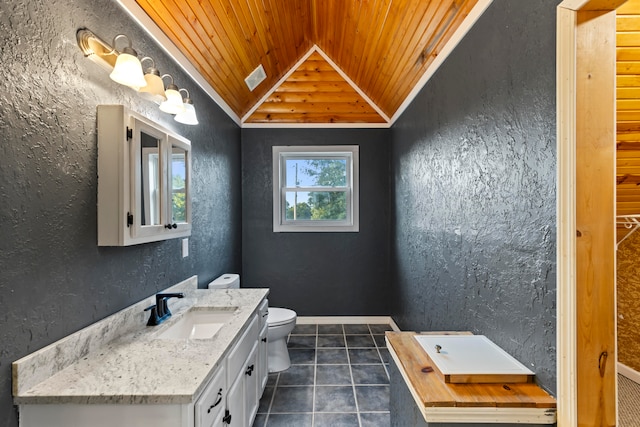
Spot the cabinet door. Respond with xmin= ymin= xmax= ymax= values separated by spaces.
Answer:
xmin=225 ymin=374 xmax=244 ymax=426
xmin=130 ymin=116 xmax=167 ymax=240
xmin=258 ymin=324 xmax=268 ymax=395
xmin=244 ymin=342 xmax=259 ymax=426
xmin=195 ymin=365 xmax=226 ymax=427
xmin=167 ymin=135 xmax=192 ymax=234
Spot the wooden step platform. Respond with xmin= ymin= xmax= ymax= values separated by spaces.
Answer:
xmin=386 ymin=331 xmax=557 ymax=424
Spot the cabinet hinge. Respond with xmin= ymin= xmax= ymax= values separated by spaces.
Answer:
xmin=126 ymin=127 xmax=133 ymax=140
xmin=127 ymin=212 xmax=133 ymax=227
xmin=222 ymin=409 xmax=232 ymax=424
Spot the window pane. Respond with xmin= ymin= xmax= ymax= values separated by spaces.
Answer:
xmin=285 ymin=191 xmax=347 ymax=221
xmin=285 ymin=158 xmax=347 ymax=187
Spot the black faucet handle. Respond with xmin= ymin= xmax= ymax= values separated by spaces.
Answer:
xmin=144 ymin=305 xmax=160 ymax=326
xmin=155 ymin=292 xmax=185 ymax=318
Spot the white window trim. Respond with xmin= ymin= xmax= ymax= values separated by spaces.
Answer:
xmin=273 ymin=145 xmax=359 ymax=232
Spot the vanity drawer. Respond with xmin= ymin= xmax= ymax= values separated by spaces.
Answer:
xmin=258 ymin=299 xmax=269 ymax=329
xmin=227 ymin=314 xmax=259 ymax=384
xmin=195 ymin=364 xmax=225 ymax=427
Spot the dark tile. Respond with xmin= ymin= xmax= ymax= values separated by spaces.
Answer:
xmin=348 ymin=348 xmax=382 ymax=364
xmin=343 ymin=324 xmax=370 ymax=334
xmin=267 ymin=373 xmax=279 ymax=386
xmin=287 ymin=335 xmax=316 ymax=349
xmin=265 ymin=413 xmax=313 ymax=427
xmin=317 ymin=334 xmax=346 ymax=348
xmin=270 ymin=386 xmax=314 ymax=413
xmin=355 ymin=386 xmax=390 ymax=412
xmin=317 ymin=348 xmax=349 ymax=364
xmin=314 ymin=386 xmax=357 ymax=412
xmin=351 ymin=364 xmax=389 ymax=385
xmin=257 ymin=386 xmax=274 ymax=413
xmin=318 ymin=324 xmax=343 ymax=334
xmin=251 ymin=413 xmax=267 ymax=427
xmin=314 ymin=413 xmax=360 ymax=427
xmin=291 ymin=324 xmax=317 ymax=335
xmin=315 ymin=364 xmax=352 ymax=385
xmin=378 ymin=348 xmax=390 ymax=363
xmin=278 ymin=365 xmax=315 ymax=386
xmin=360 ymin=412 xmax=391 ymax=427
xmin=346 ymin=335 xmax=375 ymax=348
xmin=373 ymin=335 xmax=387 ymax=348
xmin=368 ymin=324 xmax=392 ymax=334
xmin=289 ymin=348 xmax=316 ymax=365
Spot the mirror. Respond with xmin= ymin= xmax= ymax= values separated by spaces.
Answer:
xmin=140 ymin=131 xmax=162 ymax=226
xmin=169 ymin=144 xmax=187 ymax=224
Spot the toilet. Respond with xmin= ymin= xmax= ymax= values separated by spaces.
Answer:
xmin=208 ymin=274 xmax=297 ymax=373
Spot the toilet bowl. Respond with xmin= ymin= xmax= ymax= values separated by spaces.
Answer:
xmin=208 ymin=274 xmax=297 ymax=373
xmin=267 ymin=307 xmax=297 ymax=372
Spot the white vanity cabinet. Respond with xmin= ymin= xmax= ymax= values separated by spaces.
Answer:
xmin=96 ymin=105 xmax=192 ymax=246
xmin=16 ymin=294 xmax=270 ymax=427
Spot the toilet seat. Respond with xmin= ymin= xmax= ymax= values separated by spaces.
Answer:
xmin=267 ymin=307 xmax=296 ymax=327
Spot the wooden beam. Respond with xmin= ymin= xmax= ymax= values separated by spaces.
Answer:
xmin=575 ymin=8 xmax=617 ymax=426
xmin=560 ymin=0 xmax=627 ymax=11
xmin=557 ymin=1 xmax=622 ymax=425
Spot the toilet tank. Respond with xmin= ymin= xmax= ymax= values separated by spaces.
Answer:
xmin=208 ymin=273 xmax=240 ymax=289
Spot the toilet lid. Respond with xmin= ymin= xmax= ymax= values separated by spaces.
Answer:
xmin=268 ymin=307 xmax=296 ymax=326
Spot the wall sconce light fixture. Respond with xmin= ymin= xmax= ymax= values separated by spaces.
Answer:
xmin=77 ymin=28 xmax=198 ymax=125
xmin=108 ymin=34 xmax=147 ymax=88
xmin=175 ymin=89 xmax=199 ymax=125
xmin=137 ymin=57 xmax=167 ymax=104
xmin=159 ymin=74 xmax=186 ymax=115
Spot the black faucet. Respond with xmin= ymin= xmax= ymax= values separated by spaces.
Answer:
xmin=144 ymin=292 xmax=185 ymax=326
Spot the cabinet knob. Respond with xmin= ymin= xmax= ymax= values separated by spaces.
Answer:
xmin=245 ymin=364 xmax=254 ymax=376
xmin=164 ymin=223 xmax=178 ymax=229
xmin=261 ymin=338 xmax=267 ymax=343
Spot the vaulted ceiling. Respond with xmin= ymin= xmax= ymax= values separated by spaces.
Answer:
xmin=130 ymin=0 xmax=486 ymax=126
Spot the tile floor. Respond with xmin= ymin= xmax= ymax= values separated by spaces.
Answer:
xmin=252 ymin=323 xmax=393 ymax=427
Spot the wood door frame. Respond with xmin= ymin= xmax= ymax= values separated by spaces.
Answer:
xmin=557 ymin=0 xmax=624 ymax=425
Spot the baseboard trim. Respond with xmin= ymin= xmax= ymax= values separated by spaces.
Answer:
xmin=618 ymin=362 xmax=640 ymax=385
xmin=297 ymin=316 xmax=400 ymax=331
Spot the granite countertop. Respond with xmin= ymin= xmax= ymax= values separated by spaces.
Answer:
xmin=13 ymin=279 xmax=268 ymax=406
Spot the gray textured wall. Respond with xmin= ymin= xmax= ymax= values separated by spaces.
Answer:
xmin=0 ymin=1 xmax=241 ymax=425
xmin=390 ymin=0 xmax=558 ymax=393
xmin=241 ymin=128 xmax=391 ymax=315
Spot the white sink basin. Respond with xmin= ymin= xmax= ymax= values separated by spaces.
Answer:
xmin=156 ymin=308 xmax=238 ymax=340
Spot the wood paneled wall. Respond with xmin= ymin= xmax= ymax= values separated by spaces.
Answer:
xmin=617 ymin=0 xmax=640 ymax=226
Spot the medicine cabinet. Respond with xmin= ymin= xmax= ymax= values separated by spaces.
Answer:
xmin=97 ymin=105 xmax=192 ymax=246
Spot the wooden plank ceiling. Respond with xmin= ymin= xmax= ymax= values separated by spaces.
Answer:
xmin=617 ymin=0 xmax=640 ymax=242
xmin=245 ymin=50 xmax=386 ymax=124
xmin=134 ymin=0 xmax=480 ymax=125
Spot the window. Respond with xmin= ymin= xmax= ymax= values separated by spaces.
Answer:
xmin=273 ymin=146 xmax=359 ymax=232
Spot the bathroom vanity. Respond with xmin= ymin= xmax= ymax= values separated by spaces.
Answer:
xmin=12 ymin=276 xmax=269 ymax=427
xmin=386 ymin=332 xmax=557 ymax=426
